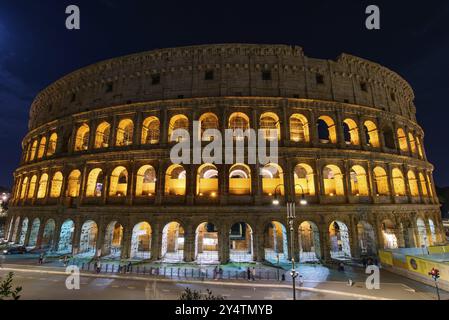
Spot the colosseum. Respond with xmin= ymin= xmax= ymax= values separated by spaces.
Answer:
xmin=4 ymin=44 xmax=445 ymax=265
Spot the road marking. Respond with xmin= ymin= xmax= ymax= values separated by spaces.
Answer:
xmin=242 ymin=295 xmax=252 ymax=298
xmin=96 ymin=283 xmax=104 ymax=286
xmin=264 ymin=296 xmax=274 ymax=299
xmin=111 ymin=285 xmax=120 ymax=288
xmin=39 ymin=278 xmax=47 ymax=281
xmin=52 ymin=279 xmax=59 ymax=282
xmin=127 ymin=286 xmax=135 ymax=290
xmin=162 ymin=289 xmax=170 ymax=292
xmin=27 ymin=277 xmax=34 ymax=279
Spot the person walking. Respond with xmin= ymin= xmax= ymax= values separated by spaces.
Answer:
xmin=63 ymin=255 xmax=68 ymax=267
xmin=38 ymin=253 xmax=44 ymax=265
xmin=218 ymin=267 xmax=223 ymax=280
xmin=213 ymin=266 xmax=218 ymax=280
xmin=251 ymin=267 xmax=256 ymax=281
xmin=96 ymin=260 xmax=102 ymax=274
xmin=247 ymin=267 xmax=251 ymax=281
xmin=298 ymin=275 xmax=304 ymax=287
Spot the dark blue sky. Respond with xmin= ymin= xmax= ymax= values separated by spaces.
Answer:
xmin=1 ymin=0 xmax=449 ymax=188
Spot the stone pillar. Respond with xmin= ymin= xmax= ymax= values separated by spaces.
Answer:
xmin=23 ymin=223 xmax=33 ymax=247
xmin=120 ymin=225 xmax=132 ymax=259
xmin=35 ymin=219 xmax=46 ymax=249
xmin=134 ymin=111 xmax=143 ymax=146
xmin=319 ymin=222 xmax=332 ymax=263
xmin=186 ymin=164 xmax=196 ymax=205
xmin=126 ymin=162 xmax=135 ymax=205
xmin=155 ymin=161 xmax=166 ymax=205
xmin=183 ymin=227 xmax=195 ymax=262
xmin=253 ymin=225 xmax=264 ymax=262
xmin=71 ymin=217 xmax=82 ymax=255
xmin=95 ymin=219 xmax=106 ymax=257
xmin=151 ymin=222 xmax=162 ymax=260
xmin=218 ymin=224 xmax=230 ymax=264
xmin=349 ymin=217 xmax=360 ymax=258
xmin=52 ymin=221 xmax=62 ymax=251
xmin=161 ymin=108 xmax=168 ymax=145
xmin=219 ymin=164 xmax=229 ymax=205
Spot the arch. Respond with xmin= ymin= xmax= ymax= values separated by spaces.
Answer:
xmin=37 ymin=173 xmax=49 ymax=199
xmin=50 ymin=172 xmax=63 ymax=198
xmin=349 ymin=165 xmax=369 ymax=196
xmin=20 ymin=177 xmax=28 ymax=199
xmin=264 ymin=221 xmax=288 ymax=263
xmin=383 ymin=126 xmax=396 ymax=149
xmin=116 ymin=118 xmax=134 ymax=146
xmin=196 ymin=163 xmax=218 ymax=196
xmin=419 ymin=173 xmax=429 ymax=197
xmin=357 ymin=221 xmax=376 ymax=256
xmin=165 ymin=164 xmax=186 ymax=196
xmin=343 ymin=118 xmax=360 ymax=145
xmin=79 ymin=220 xmax=98 ymax=256
xmin=397 ymin=128 xmax=408 ymax=152
xmin=373 ymin=167 xmax=390 ymax=196
xmin=18 ymin=218 xmax=29 ymax=245
xmin=131 ymin=222 xmax=152 ymax=259
xmin=86 ymin=168 xmax=104 ymax=197
xmin=135 ymin=165 xmax=156 ymax=196
xmin=29 ymin=140 xmax=38 ymax=161
xmin=229 ymin=112 xmax=250 ymax=140
xmin=260 ymin=112 xmax=280 ymax=141
xmin=37 ymin=137 xmax=47 ymax=159
xmin=392 ymin=168 xmax=406 ymax=196
xmin=58 ymin=219 xmax=75 ymax=253
xmin=103 ymin=221 xmax=123 ymax=257
xmin=381 ymin=219 xmax=398 ymax=249
xmin=428 ymin=219 xmax=437 ymax=245
xmin=198 ymin=113 xmax=219 ymax=141
xmin=11 ymin=217 xmax=21 ymax=243
xmin=408 ymin=132 xmax=417 ymax=154
xmin=294 ymin=163 xmax=315 ymax=196
xmin=94 ymin=121 xmax=111 ymax=148
xmin=195 ymin=222 xmax=219 ymax=263
xmin=416 ymin=136 xmax=424 ymax=158
xmin=141 ymin=116 xmax=160 ymax=144
xmin=28 ymin=218 xmax=40 ymax=247
xmin=161 ymin=221 xmax=184 ymax=262
xmin=426 ymin=174 xmax=434 ymax=198
xmin=329 ymin=221 xmax=351 ymax=259
xmin=407 ymin=170 xmax=419 ymax=197
xmin=109 ymin=166 xmax=128 ymax=197
xmin=363 ymin=120 xmax=380 ymax=147
xmin=229 ymin=163 xmax=251 ymax=195
xmin=28 ymin=175 xmax=37 ymax=199
xmin=229 ymin=222 xmax=254 ymax=262
xmin=47 ymin=133 xmax=57 ymax=156
xmin=74 ymin=123 xmax=90 ymax=151
xmin=317 ymin=116 xmax=337 ymax=143
xmin=66 ymin=170 xmax=81 ymax=197
xmin=322 ymin=165 xmax=344 ymax=196
xmin=290 ymin=113 xmax=309 ymax=142
xmin=298 ymin=221 xmax=321 ymax=262
xmin=41 ymin=219 xmax=56 ymax=249
xmin=261 ymin=163 xmax=284 ymax=196
xmin=416 ymin=218 xmax=429 ymax=247
xmin=168 ymin=114 xmax=189 ymax=142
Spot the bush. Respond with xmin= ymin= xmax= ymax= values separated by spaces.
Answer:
xmin=179 ymin=288 xmax=224 ymax=300
xmin=0 ymin=272 xmax=22 ymax=300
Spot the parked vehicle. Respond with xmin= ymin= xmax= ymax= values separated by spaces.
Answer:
xmin=2 ymin=246 xmax=27 ymax=255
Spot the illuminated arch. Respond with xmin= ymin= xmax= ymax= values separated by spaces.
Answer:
xmin=136 ymin=165 xmax=156 ymax=196
xmin=94 ymin=122 xmax=111 ymax=148
xmin=50 ymin=172 xmax=63 ymax=198
xmin=229 ymin=163 xmax=251 ymax=195
xmin=109 ymin=166 xmax=128 ymax=197
xmin=198 ymin=113 xmax=219 ymax=141
xmin=195 ymin=222 xmax=219 ymax=263
xmin=264 ymin=221 xmax=288 ymax=262
xmin=228 ymin=112 xmax=250 ymax=130
xmin=196 ymin=163 xmax=218 ymax=196
xmin=168 ymin=114 xmax=189 ymax=142
xmin=74 ymin=123 xmax=90 ymax=151
xmin=294 ymin=164 xmax=315 ymax=196
xmin=66 ymin=170 xmax=81 ymax=197
xmin=290 ymin=113 xmax=309 ymax=142
xmin=79 ymin=220 xmax=98 ymax=256
xmin=229 ymin=222 xmax=254 ymax=262
xmin=317 ymin=115 xmax=337 ymax=144
xmin=408 ymin=132 xmax=417 ymax=154
xmin=47 ymin=133 xmax=57 ymax=156
xmin=419 ymin=173 xmax=428 ymax=197
xmin=343 ymin=119 xmax=360 ymax=145
xmin=261 ymin=163 xmax=284 ymax=196
xmin=20 ymin=177 xmax=28 ymax=199
xmin=349 ymin=165 xmax=369 ymax=196
xmin=85 ymin=168 xmax=104 ymax=197
xmin=363 ymin=120 xmax=380 ymax=147
xmin=28 ymin=175 xmax=37 ymax=199
xmin=383 ymin=126 xmax=396 ymax=149
xmin=381 ymin=219 xmax=398 ymax=249
xmin=416 ymin=136 xmax=424 ymax=158
xmin=141 ymin=116 xmax=160 ymax=144
xmin=373 ymin=167 xmax=390 ymax=196
xmin=29 ymin=140 xmax=38 ymax=161
xmin=322 ymin=165 xmax=344 ymax=196
xmin=161 ymin=221 xmax=184 ymax=262
xmin=37 ymin=137 xmax=47 ymax=159
xmin=37 ymin=173 xmax=49 ymax=199
xmin=260 ymin=112 xmax=280 ymax=141
xmin=407 ymin=170 xmax=419 ymax=197
xmin=165 ymin=164 xmax=186 ymax=196
xmin=103 ymin=221 xmax=123 ymax=257
xmin=298 ymin=221 xmax=321 ymax=261
xmin=397 ymin=128 xmax=408 ymax=152
xmin=329 ymin=221 xmax=351 ymax=258
xmin=131 ymin=222 xmax=152 ymax=259
xmin=116 ymin=119 xmax=134 ymax=146
xmin=392 ymin=168 xmax=406 ymax=196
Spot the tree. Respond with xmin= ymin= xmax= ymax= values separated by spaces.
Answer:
xmin=0 ymin=272 xmax=22 ymax=300
xmin=179 ymin=288 xmax=224 ymax=300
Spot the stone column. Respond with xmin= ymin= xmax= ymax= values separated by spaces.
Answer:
xmin=183 ymin=227 xmax=195 ymax=262
xmin=218 ymin=224 xmax=230 ymax=264
xmin=219 ymin=164 xmax=229 ymax=205
xmin=253 ymin=225 xmax=264 ymax=262
xmin=151 ymin=222 xmax=162 ymax=260
xmin=95 ymin=219 xmax=106 ymax=257
xmin=52 ymin=220 xmax=62 ymax=251
xmin=161 ymin=108 xmax=168 ymax=145
xmin=35 ymin=220 xmax=46 ymax=249
xmin=120 ymin=225 xmax=133 ymax=259
xmin=155 ymin=161 xmax=166 ymax=205
xmin=71 ymin=217 xmax=82 ymax=255
xmin=319 ymin=222 xmax=331 ymax=263
xmin=23 ymin=223 xmax=33 ymax=247
xmin=126 ymin=162 xmax=135 ymax=205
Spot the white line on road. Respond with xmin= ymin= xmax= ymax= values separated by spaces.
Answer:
xmin=127 ymin=286 xmax=136 ymax=290
xmin=111 ymin=285 xmax=120 ymax=288
xmin=242 ymin=295 xmax=252 ymax=298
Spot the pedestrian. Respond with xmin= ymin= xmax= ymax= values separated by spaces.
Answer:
xmin=298 ymin=275 xmax=304 ymax=287
xmin=338 ymin=262 xmax=345 ymax=272
xmin=362 ymin=257 xmax=367 ymax=268
xmin=96 ymin=260 xmax=102 ymax=274
xmin=251 ymin=267 xmax=256 ymax=281
xmin=347 ymin=278 xmax=354 ymax=286
xmin=38 ymin=253 xmax=44 ymax=265
xmin=127 ymin=262 xmax=132 ymax=273
xmin=281 ymin=274 xmax=286 ymax=281
xmin=247 ymin=267 xmax=251 ymax=281
xmin=213 ymin=266 xmax=218 ymax=280
xmin=218 ymin=267 xmax=223 ymax=280
xmin=63 ymin=255 xmax=68 ymax=267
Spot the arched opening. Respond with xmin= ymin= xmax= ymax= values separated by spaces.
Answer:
xmin=116 ymin=119 xmax=134 ymax=146
xmin=343 ymin=119 xmax=359 ymax=145
xmin=86 ymin=168 xmax=104 ymax=197
xmin=18 ymin=218 xmax=29 ymax=245
xmin=383 ymin=126 xmax=396 ymax=149
xmin=407 ymin=171 xmax=419 ymax=197
xmin=416 ymin=136 xmax=424 ymax=158
xmin=47 ymin=133 xmax=57 ymax=156
xmin=79 ymin=220 xmax=98 ymax=257
xmin=195 ymin=222 xmax=219 ymax=263
xmin=74 ymin=124 xmax=90 ymax=151
xmin=228 ymin=112 xmax=250 ymax=140
xmin=426 ymin=174 xmax=434 ymax=198
xmin=329 ymin=221 xmax=351 ymax=259
xmin=419 ymin=173 xmax=429 ymax=197
xmin=381 ymin=220 xmax=398 ymax=249
xmin=37 ymin=174 xmax=49 ymax=199
xmin=57 ymin=219 xmax=75 ymax=253
xmin=363 ymin=120 xmax=380 ymax=147
xmin=317 ymin=116 xmax=337 ymax=143
xmin=136 ymin=165 xmax=156 ymax=196
xmin=196 ymin=164 xmax=218 ymax=197
xmin=357 ymin=221 xmax=376 ymax=256
xmin=165 ymin=164 xmax=186 ymax=196
xmin=397 ymin=128 xmax=408 ymax=152
xmin=298 ymin=221 xmax=321 ymax=262
xmin=29 ymin=140 xmax=38 ymax=161
xmin=103 ymin=221 xmax=123 ymax=257
xmin=11 ymin=217 xmax=21 ymax=243
xmin=50 ymin=172 xmax=63 ymax=198
xmin=428 ymin=219 xmax=437 ymax=245
xmin=141 ymin=116 xmax=160 ymax=144
xmin=66 ymin=170 xmax=81 ymax=197
xmin=373 ymin=167 xmax=390 ymax=196
xmin=260 ymin=112 xmax=280 ymax=141
xmin=294 ymin=163 xmax=315 ymax=196
xmin=94 ymin=122 xmax=111 ymax=148
xmin=28 ymin=218 xmax=40 ymax=247
xmin=323 ymin=165 xmax=345 ymax=196
xmin=261 ymin=163 xmax=284 ymax=196
xmin=408 ymin=133 xmax=417 ymax=154
xmin=28 ymin=175 xmax=37 ymax=199
xmin=41 ymin=219 xmax=56 ymax=249
xmin=161 ymin=222 xmax=184 ymax=262
xmin=131 ymin=222 xmax=152 ymax=259
xmin=349 ymin=165 xmax=369 ymax=196
xmin=199 ymin=113 xmax=219 ymax=141
xmin=264 ymin=221 xmax=288 ymax=263
xmin=20 ymin=177 xmax=28 ymax=199
xmin=168 ymin=114 xmax=189 ymax=142
xmin=392 ymin=168 xmax=406 ymax=196
xmin=416 ymin=218 xmax=429 ymax=247
xmin=37 ymin=137 xmax=46 ymax=159
xmin=229 ymin=164 xmax=251 ymax=195
xmin=229 ymin=222 xmax=254 ymax=262
xmin=290 ymin=114 xmax=309 ymax=142
xmin=109 ymin=166 xmax=128 ymax=197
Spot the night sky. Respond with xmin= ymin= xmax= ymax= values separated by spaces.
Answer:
xmin=1 ymin=0 xmax=449 ymax=189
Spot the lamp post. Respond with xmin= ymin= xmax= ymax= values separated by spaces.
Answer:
xmin=272 ymin=183 xmax=307 ymax=300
